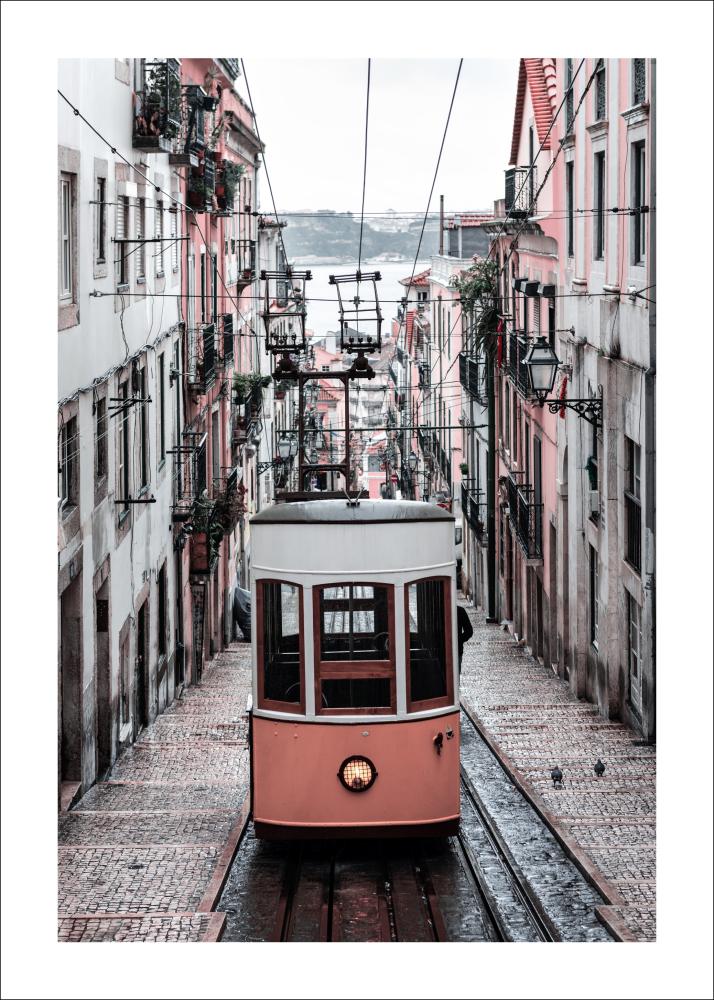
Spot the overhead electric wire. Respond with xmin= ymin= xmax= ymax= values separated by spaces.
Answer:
xmin=357 ymin=58 xmax=371 ymax=272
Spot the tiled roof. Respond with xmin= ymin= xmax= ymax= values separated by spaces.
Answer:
xmin=510 ymin=58 xmax=557 ymax=165
xmin=399 ymin=269 xmax=430 ymax=288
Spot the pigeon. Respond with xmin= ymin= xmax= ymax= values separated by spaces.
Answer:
xmin=551 ymin=766 xmax=563 ymax=788
xmin=594 ymin=759 xmax=606 ymax=777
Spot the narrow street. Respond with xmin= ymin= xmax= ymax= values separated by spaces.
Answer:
xmin=58 ymin=604 xmax=655 ymax=942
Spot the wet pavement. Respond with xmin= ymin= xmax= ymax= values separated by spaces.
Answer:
xmin=459 ymin=603 xmax=656 ymax=941
xmin=58 ymin=644 xmax=252 ymax=943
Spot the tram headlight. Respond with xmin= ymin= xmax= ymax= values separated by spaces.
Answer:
xmin=338 ymin=755 xmax=377 ymax=792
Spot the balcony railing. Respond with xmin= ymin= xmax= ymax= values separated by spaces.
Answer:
xmin=624 ymin=492 xmax=642 ymax=571
xmin=459 ymin=351 xmax=487 ymax=405
xmin=507 ymin=332 xmax=532 ymax=398
xmin=506 ymin=473 xmax=543 ymax=561
xmin=461 ymin=479 xmax=485 ymax=541
xmin=505 ymin=165 xmax=538 ymax=218
xmin=133 ymin=59 xmax=181 ymax=152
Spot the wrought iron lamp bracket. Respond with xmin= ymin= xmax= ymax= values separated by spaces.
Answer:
xmin=542 ymin=397 xmax=602 ymax=429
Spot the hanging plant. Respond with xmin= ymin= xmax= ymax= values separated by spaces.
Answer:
xmin=232 ymin=371 xmax=272 ymax=403
xmin=450 ymin=257 xmax=501 ymax=358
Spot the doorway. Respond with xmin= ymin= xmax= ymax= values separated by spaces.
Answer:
xmin=95 ymin=580 xmax=112 ymax=775
xmin=60 ymin=574 xmax=83 ymax=783
xmin=135 ymin=599 xmax=149 ymax=735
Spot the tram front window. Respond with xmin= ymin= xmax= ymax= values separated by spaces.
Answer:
xmin=407 ymin=578 xmax=451 ymax=707
xmin=316 ymin=584 xmax=395 ymax=713
xmin=259 ymin=581 xmax=302 ymax=708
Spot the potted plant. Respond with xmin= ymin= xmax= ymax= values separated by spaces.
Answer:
xmin=459 ymin=462 xmax=469 ymax=476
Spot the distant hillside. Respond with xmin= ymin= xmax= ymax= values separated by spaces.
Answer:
xmin=280 ymin=211 xmax=441 ymax=262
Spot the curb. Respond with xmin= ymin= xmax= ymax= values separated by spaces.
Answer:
xmin=197 ymin=793 xmax=251 ymax=913
xmin=461 ymin=697 xmax=630 ymax=937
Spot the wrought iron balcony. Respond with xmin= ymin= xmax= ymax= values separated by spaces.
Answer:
xmin=133 ymin=59 xmax=181 ymax=153
xmin=461 ymin=479 xmax=485 ymax=541
xmin=459 ymin=351 xmax=487 ymax=405
xmin=507 ymin=332 xmax=533 ymax=398
xmin=506 ymin=473 xmax=543 ymax=561
xmin=505 ymin=165 xmax=538 ymax=219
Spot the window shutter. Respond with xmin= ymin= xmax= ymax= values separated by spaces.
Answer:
xmin=116 ymin=196 xmax=128 ymax=285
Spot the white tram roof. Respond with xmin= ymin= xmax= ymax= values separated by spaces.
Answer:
xmin=251 ymin=499 xmax=454 ymax=525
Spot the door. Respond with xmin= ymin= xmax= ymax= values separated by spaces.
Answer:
xmin=135 ymin=600 xmax=149 ymax=734
xmin=174 ymin=550 xmax=184 ymax=689
xmin=628 ymin=593 xmax=643 ymax=716
xmin=96 ymin=581 xmax=112 ymax=775
xmin=60 ymin=575 xmax=83 ymax=782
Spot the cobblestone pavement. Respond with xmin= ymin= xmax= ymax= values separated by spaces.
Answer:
xmin=459 ymin=603 xmax=656 ymax=941
xmin=58 ymin=644 xmax=252 ymax=942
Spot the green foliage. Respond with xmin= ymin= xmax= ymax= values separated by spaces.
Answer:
xmin=232 ymin=371 xmax=272 ymax=402
xmin=450 ymin=257 xmax=500 ymax=357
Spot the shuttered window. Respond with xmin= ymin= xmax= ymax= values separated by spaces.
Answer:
xmin=60 ymin=176 xmax=73 ymax=299
xmin=136 ymin=197 xmax=146 ymax=279
xmin=170 ymin=205 xmax=179 ymax=271
xmin=155 ymin=200 xmax=164 ymax=276
xmin=116 ymin=196 xmax=129 ymax=287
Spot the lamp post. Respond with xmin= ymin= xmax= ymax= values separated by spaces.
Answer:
xmin=523 ymin=336 xmax=603 ymax=428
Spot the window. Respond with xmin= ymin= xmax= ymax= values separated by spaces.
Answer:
xmin=315 ymin=584 xmax=395 ymax=714
xmin=95 ymin=398 xmax=107 ymax=481
xmin=625 ymin=436 xmax=642 ymax=571
xmin=632 ymin=141 xmax=647 ymax=265
xmin=157 ymin=354 xmax=166 ymax=465
xmin=117 ymin=380 xmax=130 ymax=514
xmin=136 ymin=198 xmax=146 ymax=280
xmin=96 ymin=177 xmax=107 ymax=263
xmin=60 ymin=175 xmax=73 ymax=300
xmin=628 ymin=592 xmax=642 ymax=710
xmin=116 ymin=196 xmax=129 ymax=287
xmin=633 ymin=59 xmax=646 ymax=105
xmin=565 ymin=59 xmax=574 ymax=133
xmin=589 ymin=545 xmax=599 ymax=647
xmin=139 ymin=369 xmax=149 ymax=491
xmin=59 ymin=416 xmax=78 ymax=508
xmin=170 ymin=203 xmax=179 ymax=271
xmin=212 ymin=410 xmax=220 ymax=491
xmin=504 ymin=383 xmax=510 ymax=452
xmin=548 ymin=298 xmax=555 ymax=349
xmin=155 ymin=200 xmax=164 ymax=277
xmin=200 ymin=251 xmax=206 ymax=322
xmin=194 ymin=435 xmax=207 ymax=498
xmin=566 ymin=161 xmax=574 ymax=257
xmin=257 ymin=580 xmax=303 ymax=711
xmin=594 ymin=151 xmax=606 ymax=260
xmin=595 ymin=59 xmax=606 ymax=121
xmin=158 ymin=563 xmax=167 ymax=658
xmin=406 ymin=578 xmax=452 ymax=709
xmin=528 ymin=126 xmax=535 ymax=207
xmin=212 ymin=254 xmax=218 ymax=322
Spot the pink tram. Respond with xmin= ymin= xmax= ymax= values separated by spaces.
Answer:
xmin=249 ymin=499 xmax=460 ymax=839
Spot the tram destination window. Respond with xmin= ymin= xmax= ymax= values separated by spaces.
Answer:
xmin=407 ymin=578 xmax=452 ymax=709
xmin=316 ymin=584 xmax=395 ymax=713
xmin=258 ymin=580 xmax=303 ymax=711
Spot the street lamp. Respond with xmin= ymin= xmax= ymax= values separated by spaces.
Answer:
xmin=523 ymin=336 xmax=559 ymax=403
xmin=523 ymin=335 xmax=603 ymax=429
xmin=407 ymin=450 xmax=418 ymax=473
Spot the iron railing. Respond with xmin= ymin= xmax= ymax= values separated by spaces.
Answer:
xmin=507 ymin=332 xmax=532 ymax=397
xmin=506 ymin=473 xmax=543 ymax=560
xmin=624 ymin=492 xmax=642 ymax=571
xmin=461 ymin=479 xmax=485 ymax=541
xmin=459 ymin=351 xmax=488 ymax=405
xmin=222 ymin=315 xmax=234 ymax=367
xmin=133 ymin=59 xmax=181 ymax=152
xmin=505 ymin=165 xmax=538 ymax=218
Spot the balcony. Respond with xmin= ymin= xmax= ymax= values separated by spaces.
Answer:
xmin=505 ymin=165 xmax=538 ymax=219
xmin=461 ymin=479 xmax=485 ymax=541
xmin=459 ymin=351 xmax=487 ymax=405
xmin=506 ymin=473 xmax=543 ymax=561
xmin=624 ymin=492 xmax=642 ymax=571
xmin=507 ymin=332 xmax=532 ymax=398
xmin=133 ymin=59 xmax=181 ymax=153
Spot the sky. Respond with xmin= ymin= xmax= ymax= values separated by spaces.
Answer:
xmin=235 ymin=58 xmax=519 ymax=216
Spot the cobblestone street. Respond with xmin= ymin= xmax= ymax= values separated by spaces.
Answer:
xmin=459 ymin=603 xmax=656 ymax=942
xmin=58 ymin=645 xmax=252 ymax=943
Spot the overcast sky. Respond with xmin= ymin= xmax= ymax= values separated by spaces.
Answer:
xmin=235 ymin=58 xmax=519 ymax=215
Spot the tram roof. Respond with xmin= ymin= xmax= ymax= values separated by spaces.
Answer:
xmin=251 ymin=499 xmax=454 ymax=525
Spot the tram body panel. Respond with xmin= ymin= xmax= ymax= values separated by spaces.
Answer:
xmin=252 ymin=712 xmax=460 ymax=837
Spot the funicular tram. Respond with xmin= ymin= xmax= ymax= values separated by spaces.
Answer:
xmin=249 ymin=498 xmax=460 ymax=839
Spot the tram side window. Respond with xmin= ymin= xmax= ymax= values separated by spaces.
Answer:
xmin=407 ymin=578 xmax=451 ymax=707
xmin=317 ymin=584 xmax=395 ymax=712
xmin=260 ymin=581 xmax=302 ymax=708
